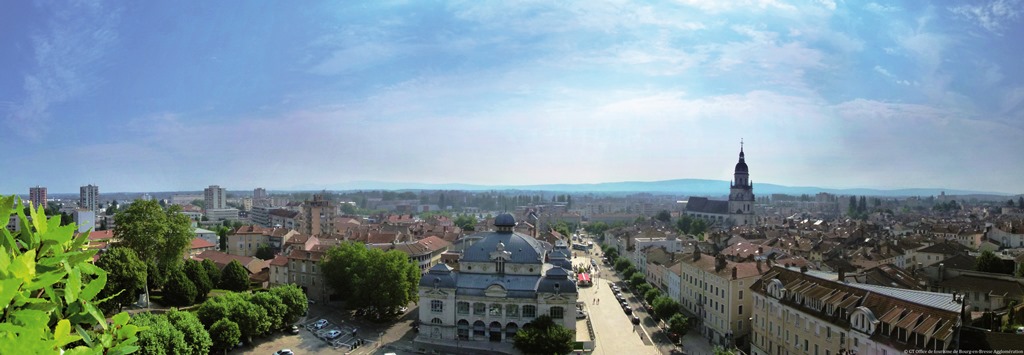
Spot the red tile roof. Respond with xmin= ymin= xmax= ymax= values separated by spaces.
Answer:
xmin=191 ymin=237 xmax=216 ymax=250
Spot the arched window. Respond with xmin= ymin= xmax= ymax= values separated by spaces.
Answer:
xmin=431 ymin=318 xmax=443 ymax=325
xmin=473 ymin=302 xmax=486 ymax=316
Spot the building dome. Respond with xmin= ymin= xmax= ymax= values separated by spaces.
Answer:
xmin=735 ymin=160 xmax=748 ymax=173
xmin=494 ymin=213 xmax=516 ymax=227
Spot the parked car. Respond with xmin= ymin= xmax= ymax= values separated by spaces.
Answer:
xmin=274 ymin=349 xmax=294 ymax=355
xmin=324 ymin=330 xmax=342 ymax=340
xmin=313 ymin=319 xmax=329 ymax=329
xmin=289 ymin=325 xmax=300 ymax=334
xmin=624 ymin=307 xmax=633 ymax=315
xmin=631 ymin=315 xmax=640 ymax=325
xmin=576 ymin=310 xmax=587 ymax=319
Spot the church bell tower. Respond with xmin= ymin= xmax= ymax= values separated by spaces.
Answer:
xmin=728 ymin=140 xmax=755 ymax=226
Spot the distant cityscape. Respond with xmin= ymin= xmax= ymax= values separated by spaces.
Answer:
xmin=7 ymin=144 xmax=1024 ymax=354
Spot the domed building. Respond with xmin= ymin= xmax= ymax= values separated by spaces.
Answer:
xmin=416 ymin=213 xmax=578 ymax=349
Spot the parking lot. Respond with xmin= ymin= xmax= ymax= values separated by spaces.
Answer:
xmin=238 ymin=302 xmax=416 ymax=355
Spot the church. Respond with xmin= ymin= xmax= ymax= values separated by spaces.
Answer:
xmin=685 ymin=143 xmax=756 ymax=227
xmin=415 ymin=213 xmax=578 ymax=351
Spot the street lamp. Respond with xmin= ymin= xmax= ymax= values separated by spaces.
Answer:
xmin=379 ymin=331 xmax=383 ymax=348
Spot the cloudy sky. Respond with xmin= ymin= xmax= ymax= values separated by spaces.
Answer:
xmin=3 ymin=0 xmax=1023 ymax=194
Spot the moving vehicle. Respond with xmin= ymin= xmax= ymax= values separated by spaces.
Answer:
xmin=631 ymin=315 xmax=640 ymax=325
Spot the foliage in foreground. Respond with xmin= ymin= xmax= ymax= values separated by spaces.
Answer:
xmin=0 ymin=195 xmax=143 ymax=354
xmin=321 ymin=241 xmax=421 ymax=315
xmin=512 ymin=315 xmax=575 ymax=355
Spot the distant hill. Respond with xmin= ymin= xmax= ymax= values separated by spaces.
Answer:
xmin=317 ymin=179 xmax=1010 ymax=197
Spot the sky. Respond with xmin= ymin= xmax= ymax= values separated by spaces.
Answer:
xmin=2 ymin=0 xmax=1023 ymax=194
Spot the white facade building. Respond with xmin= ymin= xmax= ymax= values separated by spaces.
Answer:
xmin=416 ymin=214 xmax=578 ymax=350
xmin=204 ymin=185 xmax=226 ymax=210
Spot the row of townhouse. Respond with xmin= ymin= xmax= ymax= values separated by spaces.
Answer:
xmin=750 ymin=266 xmax=962 ymax=355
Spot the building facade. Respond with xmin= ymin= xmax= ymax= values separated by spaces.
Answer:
xmin=204 ymin=185 xmax=226 ymax=210
xmin=750 ymin=266 xmax=962 ymax=355
xmin=678 ymin=249 xmax=762 ymax=348
xmin=29 ymin=186 xmax=47 ymax=209
xmin=302 ymin=194 xmax=335 ymax=236
xmin=416 ymin=214 xmax=578 ymax=349
xmin=80 ymin=184 xmax=99 ymax=213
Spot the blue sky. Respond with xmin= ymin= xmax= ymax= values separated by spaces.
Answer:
xmin=3 ymin=0 xmax=1023 ymax=194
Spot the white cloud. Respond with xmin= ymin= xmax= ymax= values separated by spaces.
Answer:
xmin=864 ymin=3 xmax=898 ymax=13
xmin=949 ymin=0 xmax=1022 ymax=35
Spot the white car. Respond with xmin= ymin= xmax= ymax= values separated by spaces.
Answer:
xmin=274 ymin=350 xmax=294 ymax=355
xmin=324 ymin=330 xmax=342 ymax=339
xmin=313 ymin=319 xmax=329 ymax=329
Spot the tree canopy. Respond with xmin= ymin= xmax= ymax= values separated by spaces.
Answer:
xmin=96 ymin=246 xmax=148 ymax=313
xmin=162 ymin=267 xmax=197 ymax=307
xmin=512 ymin=315 xmax=575 ymax=355
xmin=249 ymin=291 xmax=288 ymax=330
xmin=209 ymin=319 xmax=240 ymax=353
xmin=656 ymin=210 xmax=672 ymax=223
xmin=667 ymin=314 xmax=689 ymax=337
xmin=197 ymin=292 xmax=270 ymax=343
xmin=270 ymin=284 xmax=309 ymax=325
xmin=184 ymin=259 xmax=213 ymax=303
xmin=0 ymin=196 xmax=144 ymax=354
xmin=453 ymin=214 xmax=477 ymax=231
xmin=202 ymin=258 xmax=221 ymax=287
xmin=130 ymin=312 xmax=189 ymax=355
xmin=321 ymin=241 xmax=420 ymax=316
xmin=166 ymin=309 xmax=212 ymax=355
xmin=220 ymin=259 xmax=251 ymax=292
xmin=652 ymin=296 xmax=681 ymax=320
xmin=254 ymin=243 xmax=275 ymax=260
xmin=114 ymin=200 xmax=193 ymax=288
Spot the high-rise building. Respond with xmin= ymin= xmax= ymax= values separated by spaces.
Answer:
xmin=253 ymin=187 xmax=267 ymax=200
xmin=80 ymin=184 xmax=99 ymax=213
xmin=29 ymin=186 xmax=47 ymax=209
xmin=301 ymin=193 xmax=335 ymax=236
xmin=204 ymin=185 xmax=226 ymax=210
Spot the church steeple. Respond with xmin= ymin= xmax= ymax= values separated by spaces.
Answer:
xmin=728 ymin=139 xmax=755 ymax=226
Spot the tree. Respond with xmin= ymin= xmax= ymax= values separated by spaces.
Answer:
xmin=166 ymin=309 xmax=212 ymax=355
xmin=977 ymin=250 xmax=1002 ymax=273
xmin=190 ymin=199 xmax=205 ymax=209
xmin=216 ymin=226 xmax=230 ymax=251
xmin=162 ymin=267 xmax=198 ymax=307
xmin=131 ymin=312 xmax=189 ymax=355
xmin=196 ymin=298 xmax=231 ymax=328
xmin=512 ymin=315 xmax=575 ymax=355
xmin=249 ymin=292 xmax=288 ymax=330
xmin=183 ymin=259 xmax=213 ymax=303
xmin=114 ymin=200 xmax=193 ymax=288
xmin=220 ymin=259 xmax=251 ymax=291
xmin=645 ymin=288 xmax=662 ymax=305
xmin=0 ymin=195 xmax=144 ymax=354
xmin=653 ymin=296 xmax=681 ymax=320
xmin=629 ymin=272 xmax=646 ymax=288
xmin=202 ymin=258 xmax=222 ymax=288
xmin=1019 ymin=196 xmax=1024 ymax=210
xmin=322 ymin=242 xmax=420 ymax=316
xmin=454 ymin=214 xmax=477 ymax=231
xmin=209 ymin=319 xmax=240 ymax=354
xmin=96 ymin=246 xmax=148 ymax=313
xmin=270 ymin=284 xmax=309 ymax=325
xmin=714 ymin=346 xmax=737 ymax=355
xmin=198 ymin=293 xmax=270 ymax=342
xmin=690 ymin=219 xmax=707 ymax=235
xmin=676 ymin=216 xmax=692 ymax=234
xmin=254 ymin=243 xmax=275 ymax=260
xmin=656 ymin=210 xmax=672 ymax=223
xmin=668 ymin=314 xmax=689 ymax=337
xmin=614 ymin=257 xmax=631 ymax=272
xmin=636 ymin=283 xmax=654 ymax=298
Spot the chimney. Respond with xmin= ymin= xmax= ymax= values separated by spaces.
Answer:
xmin=800 ymin=265 xmax=808 ymax=273
xmin=757 ymin=246 xmax=764 ymax=255
xmin=732 ymin=266 xmax=738 ymax=279
xmin=692 ymin=245 xmax=701 ymax=261
xmin=756 ymin=258 xmax=763 ymax=272
xmin=938 ymin=263 xmax=945 ymax=282
xmin=838 ymin=268 xmax=845 ymax=282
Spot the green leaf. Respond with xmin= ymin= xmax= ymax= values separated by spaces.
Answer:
xmin=26 ymin=269 xmax=67 ymax=290
xmin=80 ymin=271 xmax=106 ymax=301
xmin=65 ymin=268 xmax=81 ymax=303
xmin=75 ymin=325 xmax=94 ymax=347
xmin=54 ymin=319 xmax=82 ymax=348
xmin=112 ymin=312 xmax=130 ymax=326
xmin=84 ymin=302 xmax=107 ymax=330
xmin=11 ymin=249 xmax=37 ymax=281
